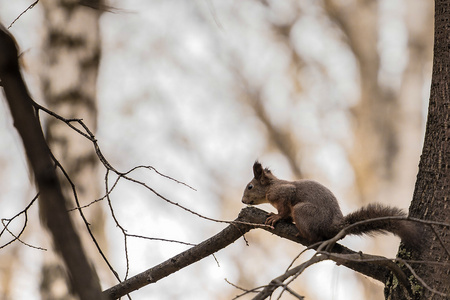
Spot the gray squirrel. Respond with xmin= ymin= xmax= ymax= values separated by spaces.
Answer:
xmin=242 ymin=161 xmax=420 ymax=247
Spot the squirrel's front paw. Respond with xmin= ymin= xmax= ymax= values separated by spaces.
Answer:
xmin=265 ymin=213 xmax=282 ymax=227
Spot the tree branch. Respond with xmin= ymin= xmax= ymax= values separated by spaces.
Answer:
xmin=103 ymin=207 xmax=392 ymax=299
xmin=252 ymin=254 xmax=325 ymax=300
xmin=103 ymin=208 xmax=255 ymax=299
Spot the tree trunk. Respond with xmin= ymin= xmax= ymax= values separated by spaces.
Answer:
xmin=386 ymin=0 xmax=450 ymax=298
xmin=38 ymin=1 xmax=109 ymax=298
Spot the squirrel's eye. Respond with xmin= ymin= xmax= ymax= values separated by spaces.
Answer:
xmin=247 ymin=184 xmax=253 ymax=190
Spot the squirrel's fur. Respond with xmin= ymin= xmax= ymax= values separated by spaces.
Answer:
xmin=242 ymin=161 xmax=420 ymax=247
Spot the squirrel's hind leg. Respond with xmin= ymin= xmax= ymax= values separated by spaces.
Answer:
xmin=292 ymin=203 xmax=327 ymax=244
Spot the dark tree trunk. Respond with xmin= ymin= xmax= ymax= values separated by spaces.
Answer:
xmin=386 ymin=0 xmax=450 ymax=299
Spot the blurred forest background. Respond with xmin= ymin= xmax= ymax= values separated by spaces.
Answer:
xmin=0 ymin=0 xmax=433 ymax=299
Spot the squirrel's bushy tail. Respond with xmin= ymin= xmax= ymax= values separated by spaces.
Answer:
xmin=343 ymin=203 xmax=420 ymax=248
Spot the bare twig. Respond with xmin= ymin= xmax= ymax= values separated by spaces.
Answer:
xmin=0 ymin=219 xmax=46 ymax=251
xmin=8 ymin=0 xmax=40 ymax=29
xmin=429 ymin=224 xmax=450 ymax=257
xmin=398 ymin=258 xmax=448 ymax=297
xmin=252 ymin=255 xmax=325 ymax=300
xmin=104 ymin=169 xmax=130 ymax=281
xmin=49 ymin=151 xmax=122 ymax=284
xmin=225 ymin=278 xmax=262 ymax=299
xmin=0 ymin=194 xmax=43 ymax=250
xmin=34 ymin=99 xmax=268 ymax=233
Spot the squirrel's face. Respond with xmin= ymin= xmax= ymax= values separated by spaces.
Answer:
xmin=241 ymin=178 xmax=269 ymax=205
xmin=242 ymin=161 xmax=275 ymax=205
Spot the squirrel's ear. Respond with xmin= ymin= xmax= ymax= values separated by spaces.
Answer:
xmin=253 ymin=161 xmax=263 ymax=180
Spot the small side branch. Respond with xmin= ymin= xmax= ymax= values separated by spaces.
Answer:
xmin=7 ymin=0 xmax=40 ymax=29
xmin=0 ymin=194 xmax=43 ymax=250
xmin=252 ymin=255 xmax=325 ymax=300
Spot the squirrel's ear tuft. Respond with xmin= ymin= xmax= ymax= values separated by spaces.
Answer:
xmin=253 ymin=161 xmax=263 ymax=179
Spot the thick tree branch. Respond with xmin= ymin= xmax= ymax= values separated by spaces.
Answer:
xmin=104 ymin=207 xmax=392 ymax=299
xmin=103 ymin=208 xmax=255 ymax=299
xmin=0 ymin=24 xmax=103 ymax=300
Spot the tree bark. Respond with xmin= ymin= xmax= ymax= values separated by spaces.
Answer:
xmin=386 ymin=0 xmax=450 ymax=298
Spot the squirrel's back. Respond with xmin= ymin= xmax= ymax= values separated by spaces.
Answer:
xmin=292 ymin=180 xmax=343 ymax=217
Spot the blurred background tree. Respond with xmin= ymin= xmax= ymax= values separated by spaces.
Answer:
xmin=38 ymin=0 xmax=111 ymax=299
xmin=0 ymin=0 xmax=433 ymax=299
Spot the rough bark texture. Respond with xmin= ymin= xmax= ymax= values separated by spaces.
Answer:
xmin=386 ymin=0 xmax=450 ymax=299
xmin=38 ymin=1 xmax=109 ymax=298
